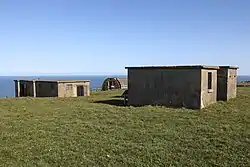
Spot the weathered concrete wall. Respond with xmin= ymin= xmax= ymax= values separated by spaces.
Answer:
xmin=58 ymin=81 xmax=90 ymax=97
xmin=200 ymin=69 xmax=217 ymax=108
xmin=217 ymin=68 xmax=237 ymax=101
xmin=58 ymin=83 xmax=73 ymax=97
xmin=127 ymin=68 xmax=202 ymax=109
xmin=15 ymin=80 xmax=34 ymax=97
xmin=217 ymin=68 xmax=228 ymax=101
xmin=35 ymin=81 xmax=58 ymax=97
xmin=227 ymin=69 xmax=237 ymax=99
xmin=14 ymin=81 xmax=19 ymax=97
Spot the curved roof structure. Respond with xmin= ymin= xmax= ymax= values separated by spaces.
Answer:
xmin=101 ymin=77 xmax=128 ymax=91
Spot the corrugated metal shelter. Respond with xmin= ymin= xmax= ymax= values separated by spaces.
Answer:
xmin=14 ymin=80 xmax=90 ymax=98
xmin=101 ymin=77 xmax=127 ymax=91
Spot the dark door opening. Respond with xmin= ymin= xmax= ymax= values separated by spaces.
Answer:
xmin=77 ymin=85 xmax=84 ymax=96
xmin=20 ymin=83 xmax=28 ymax=96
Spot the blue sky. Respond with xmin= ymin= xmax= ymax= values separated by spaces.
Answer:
xmin=0 ymin=0 xmax=249 ymax=75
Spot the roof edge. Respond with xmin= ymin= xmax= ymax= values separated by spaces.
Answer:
xmin=13 ymin=79 xmax=90 ymax=83
xmin=125 ymin=65 xmax=220 ymax=70
xmin=57 ymin=80 xmax=90 ymax=83
xmin=219 ymin=66 xmax=239 ymax=69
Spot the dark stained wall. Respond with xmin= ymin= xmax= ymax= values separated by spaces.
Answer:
xmin=14 ymin=81 xmax=18 ymax=97
xmin=19 ymin=81 xmax=34 ymax=97
xmin=217 ymin=68 xmax=237 ymax=101
xmin=35 ymin=81 xmax=58 ymax=97
xmin=217 ymin=68 xmax=228 ymax=101
xmin=127 ymin=68 xmax=203 ymax=109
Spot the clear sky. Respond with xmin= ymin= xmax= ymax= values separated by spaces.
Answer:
xmin=0 ymin=0 xmax=249 ymax=75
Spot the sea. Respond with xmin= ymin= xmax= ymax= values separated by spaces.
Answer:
xmin=0 ymin=75 xmax=249 ymax=98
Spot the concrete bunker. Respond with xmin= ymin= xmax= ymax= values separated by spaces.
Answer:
xmin=125 ymin=65 xmax=239 ymax=109
xmin=14 ymin=80 xmax=90 ymax=98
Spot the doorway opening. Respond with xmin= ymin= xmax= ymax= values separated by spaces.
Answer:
xmin=77 ymin=85 xmax=84 ymax=96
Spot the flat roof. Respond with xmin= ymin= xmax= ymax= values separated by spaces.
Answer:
xmin=14 ymin=79 xmax=90 ymax=83
xmin=219 ymin=66 xmax=239 ymax=69
xmin=57 ymin=80 xmax=90 ymax=83
xmin=125 ymin=65 xmax=220 ymax=70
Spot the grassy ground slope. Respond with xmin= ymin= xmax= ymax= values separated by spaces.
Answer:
xmin=0 ymin=88 xmax=249 ymax=167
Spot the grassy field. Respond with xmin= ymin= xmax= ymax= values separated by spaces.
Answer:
xmin=0 ymin=88 xmax=249 ymax=167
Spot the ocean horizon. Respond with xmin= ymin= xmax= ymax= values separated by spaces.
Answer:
xmin=0 ymin=75 xmax=249 ymax=98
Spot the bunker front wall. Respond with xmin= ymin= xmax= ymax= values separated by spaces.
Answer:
xmin=217 ymin=68 xmax=228 ymax=101
xmin=227 ymin=69 xmax=237 ymax=99
xmin=14 ymin=81 xmax=18 ymax=97
xmin=200 ymin=69 xmax=218 ymax=108
xmin=217 ymin=68 xmax=237 ymax=101
xmin=127 ymin=68 xmax=203 ymax=109
xmin=57 ymin=82 xmax=90 ymax=97
xmin=15 ymin=80 xmax=34 ymax=97
xmin=35 ymin=81 xmax=58 ymax=97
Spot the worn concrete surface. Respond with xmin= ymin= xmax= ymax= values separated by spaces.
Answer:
xmin=126 ymin=67 xmax=219 ymax=109
xmin=14 ymin=80 xmax=90 ymax=98
xmin=217 ymin=68 xmax=237 ymax=101
xmin=200 ymin=69 xmax=217 ymax=108
xmin=58 ymin=81 xmax=90 ymax=97
xmin=35 ymin=81 xmax=58 ymax=97
xmin=127 ymin=68 xmax=201 ymax=109
xmin=14 ymin=80 xmax=34 ymax=97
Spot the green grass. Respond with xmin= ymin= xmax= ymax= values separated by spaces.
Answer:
xmin=0 ymin=88 xmax=249 ymax=167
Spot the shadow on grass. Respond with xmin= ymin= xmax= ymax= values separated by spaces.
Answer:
xmin=93 ymin=99 xmax=189 ymax=109
xmin=94 ymin=99 xmax=126 ymax=106
xmin=111 ymin=96 xmax=123 ymax=98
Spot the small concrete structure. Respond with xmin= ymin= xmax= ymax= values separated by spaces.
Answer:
xmin=125 ymin=65 xmax=239 ymax=109
xmin=217 ymin=66 xmax=239 ymax=101
xmin=125 ymin=65 xmax=219 ymax=109
xmin=101 ymin=77 xmax=127 ymax=91
xmin=14 ymin=80 xmax=90 ymax=98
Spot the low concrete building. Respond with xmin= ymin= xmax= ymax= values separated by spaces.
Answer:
xmin=217 ymin=66 xmax=239 ymax=101
xmin=14 ymin=80 xmax=90 ymax=98
xmin=125 ymin=65 xmax=219 ymax=109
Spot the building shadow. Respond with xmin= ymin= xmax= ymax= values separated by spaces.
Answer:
xmin=93 ymin=99 xmax=202 ymax=109
xmin=93 ymin=99 xmax=189 ymax=109
xmin=93 ymin=99 xmax=125 ymax=106
xmin=93 ymin=99 xmax=192 ymax=109
xmin=111 ymin=95 xmax=123 ymax=98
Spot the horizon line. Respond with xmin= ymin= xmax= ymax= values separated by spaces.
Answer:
xmin=0 ymin=73 xmax=127 ymax=76
xmin=1 ymin=74 xmax=250 ymax=77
